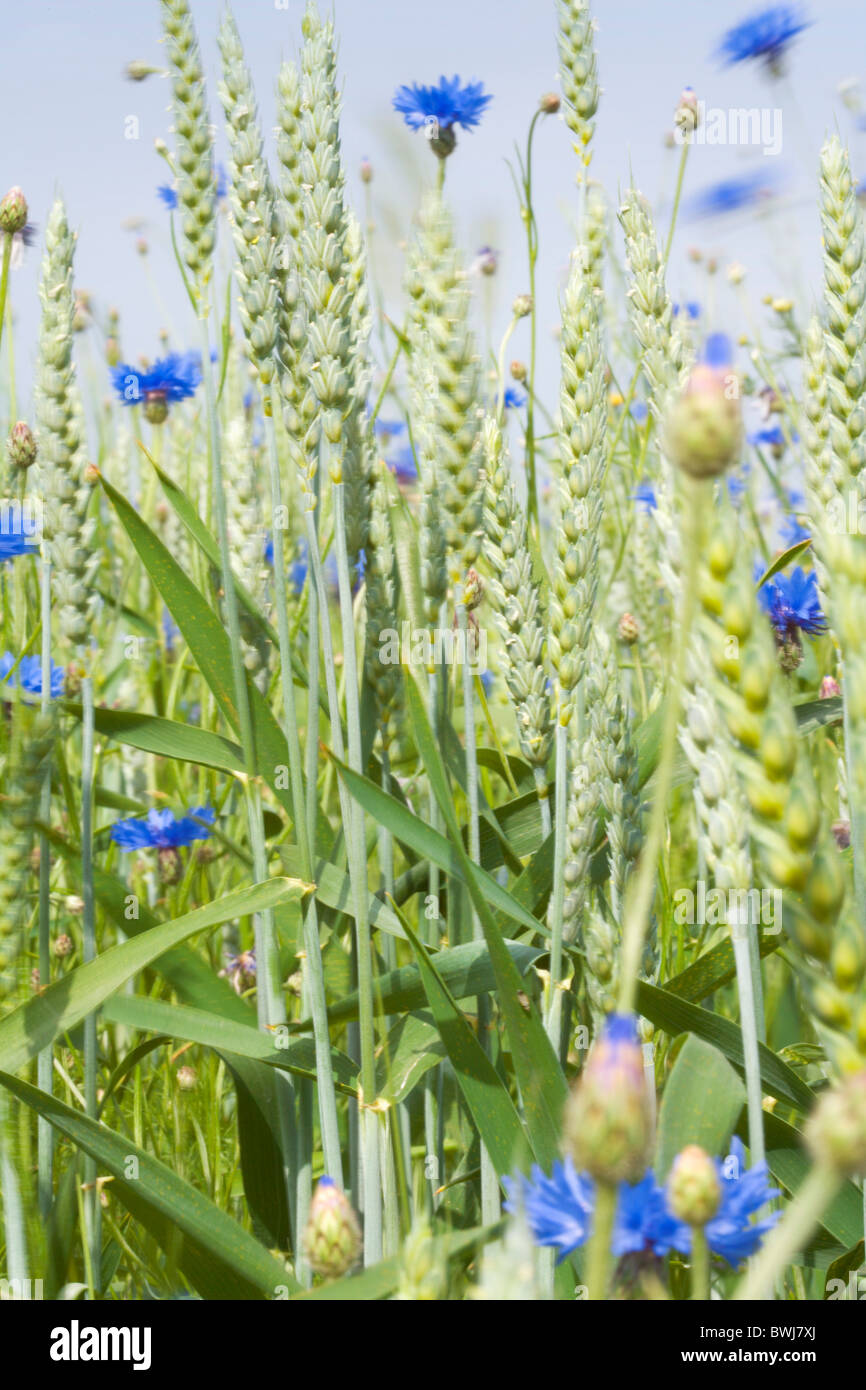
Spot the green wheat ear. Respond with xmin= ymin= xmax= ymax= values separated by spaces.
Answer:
xmin=160 ymin=0 xmax=216 ymax=290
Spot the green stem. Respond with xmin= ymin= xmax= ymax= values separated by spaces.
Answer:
xmin=0 ymin=233 xmax=12 ymax=359
xmin=37 ymin=559 xmax=53 ymax=1218
xmin=734 ymin=1163 xmax=841 ymax=1301
xmin=730 ymin=918 xmax=766 ymax=1166
xmin=664 ymin=141 xmax=690 ymax=266
xmin=617 ymin=478 xmax=703 ymax=1012
xmin=331 ymin=476 xmax=381 ymax=1263
xmin=691 ymin=1227 xmax=711 ymax=1300
xmin=81 ymin=671 xmax=100 ymax=1289
xmin=457 ymin=600 xmax=498 ymax=1223
xmin=586 ymin=1180 xmax=617 ymax=1300
xmin=546 ymin=716 xmax=569 ymax=1046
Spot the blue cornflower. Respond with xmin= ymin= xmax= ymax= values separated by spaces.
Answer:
xmin=504 ymin=1158 xmax=594 ymax=1262
xmin=111 ymin=352 xmax=202 ymax=408
xmin=716 ymin=7 xmax=810 ymax=71
xmin=0 ymin=515 xmax=39 ymax=561
xmin=157 ymin=184 xmax=178 ymax=210
xmin=221 ymin=948 xmax=257 ymax=995
xmin=673 ymin=301 xmax=701 ymax=320
xmin=612 ymin=1172 xmax=691 ymax=1259
xmin=503 ymin=387 xmax=527 ymax=410
xmin=393 ymin=75 xmax=492 ymax=140
xmin=162 ymin=608 xmax=181 ymax=653
xmin=705 ymin=1138 xmax=780 ymax=1266
xmin=374 ymin=417 xmax=406 ymax=441
xmin=264 ymin=534 xmax=309 ymax=595
xmin=0 ymin=652 xmax=64 ymax=699
xmin=480 ymin=669 xmax=494 ymax=697
xmin=703 ymin=332 xmax=734 ymax=368
xmin=633 ymin=480 xmax=657 ymax=513
xmin=749 ymin=425 xmax=789 ymax=449
xmin=757 ymin=564 xmax=825 ymax=640
xmin=215 ymin=162 xmax=229 ymax=201
xmin=111 ymin=806 xmax=215 ymax=851
xmin=387 ymin=444 xmax=418 ymax=483
xmin=687 ymin=170 xmax=779 ymax=220
xmin=630 ymin=402 xmax=649 ymax=425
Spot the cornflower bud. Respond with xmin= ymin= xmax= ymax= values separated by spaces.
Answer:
xmin=0 ymin=187 xmax=28 ymax=235
xmin=54 ymin=934 xmax=74 ymax=959
xmin=539 ymin=92 xmax=561 ymax=114
xmin=563 ymin=1013 xmax=653 ymax=1183
xmin=675 ymin=86 xmax=699 ymax=135
xmin=618 ymin=612 xmax=639 ymax=645
xmin=510 ymin=359 xmax=527 ymax=382
xmin=360 ymin=157 xmax=373 ymax=183
xmin=512 ymin=293 xmax=533 ymax=319
xmin=125 ymin=60 xmax=161 ymax=82
xmin=665 ymin=360 xmax=743 ymax=479
xmin=820 ymin=675 xmax=841 ymax=698
xmin=462 ymin=568 xmax=485 ymax=611
xmin=176 ymin=1065 xmax=198 ymax=1091
xmin=667 ymin=1144 xmax=721 ymax=1226
xmin=7 ymin=422 xmax=37 ymax=471
xmin=303 ymin=1177 xmax=362 ymax=1279
xmin=806 ymin=1071 xmax=866 ymax=1177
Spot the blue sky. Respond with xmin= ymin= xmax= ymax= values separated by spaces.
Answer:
xmin=3 ymin=0 xmax=866 ymax=422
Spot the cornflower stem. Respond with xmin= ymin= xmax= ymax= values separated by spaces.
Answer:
xmin=841 ymin=689 xmax=866 ymax=928
xmin=534 ymin=767 xmax=552 ymax=840
xmin=663 ymin=140 xmax=690 ymax=266
xmin=331 ymin=475 xmax=382 ymax=1263
xmin=0 ymin=1093 xmax=27 ymax=1283
xmin=617 ymin=477 xmax=704 ymax=1013
xmin=523 ymin=109 xmax=542 ymax=536
xmin=197 ymin=317 xmax=296 ymax=1227
xmin=691 ymin=1228 xmax=711 ymax=1300
xmin=81 ymin=669 xmax=100 ymax=1289
xmin=0 ymin=231 xmax=12 ymax=358
xmin=734 ymin=1162 xmax=841 ymax=1301
xmin=264 ymin=398 xmax=342 ymax=1186
xmin=427 ymin=664 xmax=441 ymax=946
xmin=545 ymin=714 xmax=569 ymax=1047
xmin=730 ymin=918 xmax=766 ymax=1166
xmin=457 ymin=600 xmax=498 ymax=1223
xmin=37 ymin=558 xmax=53 ymax=1217
xmin=587 ymin=1180 xmax=617 ymax=1300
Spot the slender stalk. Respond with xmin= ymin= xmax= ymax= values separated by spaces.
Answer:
xmin=331 ymin=477 xmax=381 ymax=1263
xmin=545 ymin=716 xmax=569 ymax=1045
xmin=197 ymin=318 xmax=297 ymax=1230
xmin=0 ymin=232 xmax=12 ymax=358
xmin=37 ymin=559 xmax=53 ymax=1217
xmin=734 ymin=1163 xmax=841 ymax=1301
xmin=663 ymin=141 xmax=690 ymax=266
xmin=586 ymin=1180 xmax=617 ymax=1300
xmin=691 ymin=1228 xmax=710 ymax=1301
xmin=523 ymin=109 xmax=542 ymax=535
xmin=617 ymin=479 xmax=703 ymax=1012
xmin=730 ymin=918 xmax=766 ymax=1165
xmin=0 ymin=1093 xmax=27 ymax=1283
xmin=457 ymin=600 xmax=498 ymax=1222
xmin=81 ymin=671 xmax=100 ymax=1288
xmin=264 ymin=400 xmax=342 ymax=1186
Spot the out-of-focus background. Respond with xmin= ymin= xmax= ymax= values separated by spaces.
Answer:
xmin=3 ymin=0 xmax=865 ymax=418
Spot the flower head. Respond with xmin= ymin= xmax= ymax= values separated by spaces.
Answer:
xmin=705 ymin=1137 xmax=780 ymax=1265
xmin=716 ymin=6 xmax=810 ymax=72
xmin=687 ymin=170 xmax=780 ymax=220
xmin=503 ymin=1158 xmax=594 ymax=1262
xmin=110 ymin=351 xmax=202 ymax=420
xmin=0 ymin=652 xmax=64 ymax=699
xmin=220 ymin=949 xmax=257 ymax=995
xmin=157 ymin=184 xmax=178 ymax=210
xmin=632 ymin=480 xmax=657 ymax=513
xmin=110 ymin=806 xmax=215 ymax=851
xmin=303 ymin=1177 xmax=362 ymax=1279
xmin=563 ymin=1013 xmax=653 ymax=1184
xmin=503 ymin=387 xmax=527 ymax=410
xmin=393 ymin=74 xmax=492 ymax=132
xmin=757 ymin=565 xmax=826 ymax=641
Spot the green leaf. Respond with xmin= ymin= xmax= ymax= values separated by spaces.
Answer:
xmin=399 ymin=910 xmax=530 ymax=1177
xmin=0 ymin=1071 xmax=299 ymax=1300
xmin=742 ymin=1109 xmax=863 ymax=1252
xmin=64 ymin=704 xmax=244 ymax=775
xmin=636 ymin=980 xmax=816 ymax=1113
xmin=279 ymin=848 xmax=407 ymax=940
xmin=101 ymin=995 xmax=358 ymax=1094
xmin=376 ymin=1012 xmax=446 ymax=1103
xmin=755 ymin=539 xmax=812 ymax=589
xmin=290 ymin=1222 xmax=503 ymax=1301
xmin=655 ymin=1035 xmax=745 ymax=1179
xmin=0 ymin=877 xmax=307 ymax=1075
xmin=663 ymin=932 xmax=782 ymax=1002
xmin=323 ymin=937 xmax=543 ymax=1029
xmin=795 ymin=695 xmax=843 ymax=736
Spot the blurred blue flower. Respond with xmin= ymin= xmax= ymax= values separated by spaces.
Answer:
xmin=705 ymin=1137 xmax=780 ymax=1266
xmin=757 ymin=564 xmax=825 ymax=640
xmin=687 ymin=170 xmax=779 ymax=220
xmin=0 ymin=652 xmax=64 ymax=699
xmin=780 ymin=514 xmax=810 ymax=546
xmin=374 ymin=417 xmax=406 ymax=440
xmin=716 ymin=6 xmax=810 ymax=70
xmin=630 ymin=402 xmax=649 ymax=425
xmin=673 ymin=301 xmax=701 ymax=320
xmin=157 ymin=185 xmax=178 ymax=210
xmin=111 ymin=352 xmax=202 ymax=406
xmin=393 ymin=75 xmax=492 ymax=132
xmin=162 ymin=608 xmax=181 ymax=653
xmin=480 ymin=669 xmax=494 ymax=696
xmin=215 ymin=162 xmax=229 ymax=200
xmin=703 ymin=332 xmax=734 ymax=368
xmin=387 ymin=444 xmax=418 ymax=483
xmin=508 ymin=1138 xmax=779 ymax=1269
xmin=111 ymin=806 xmax=215 ymax=851
xmin=748 ymin=425 xmax=792 ymax=448
xmin=633 ymin=480 xmax=657 ymax=513
xmin=503 ymin=387 xmax=527 ymax=409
